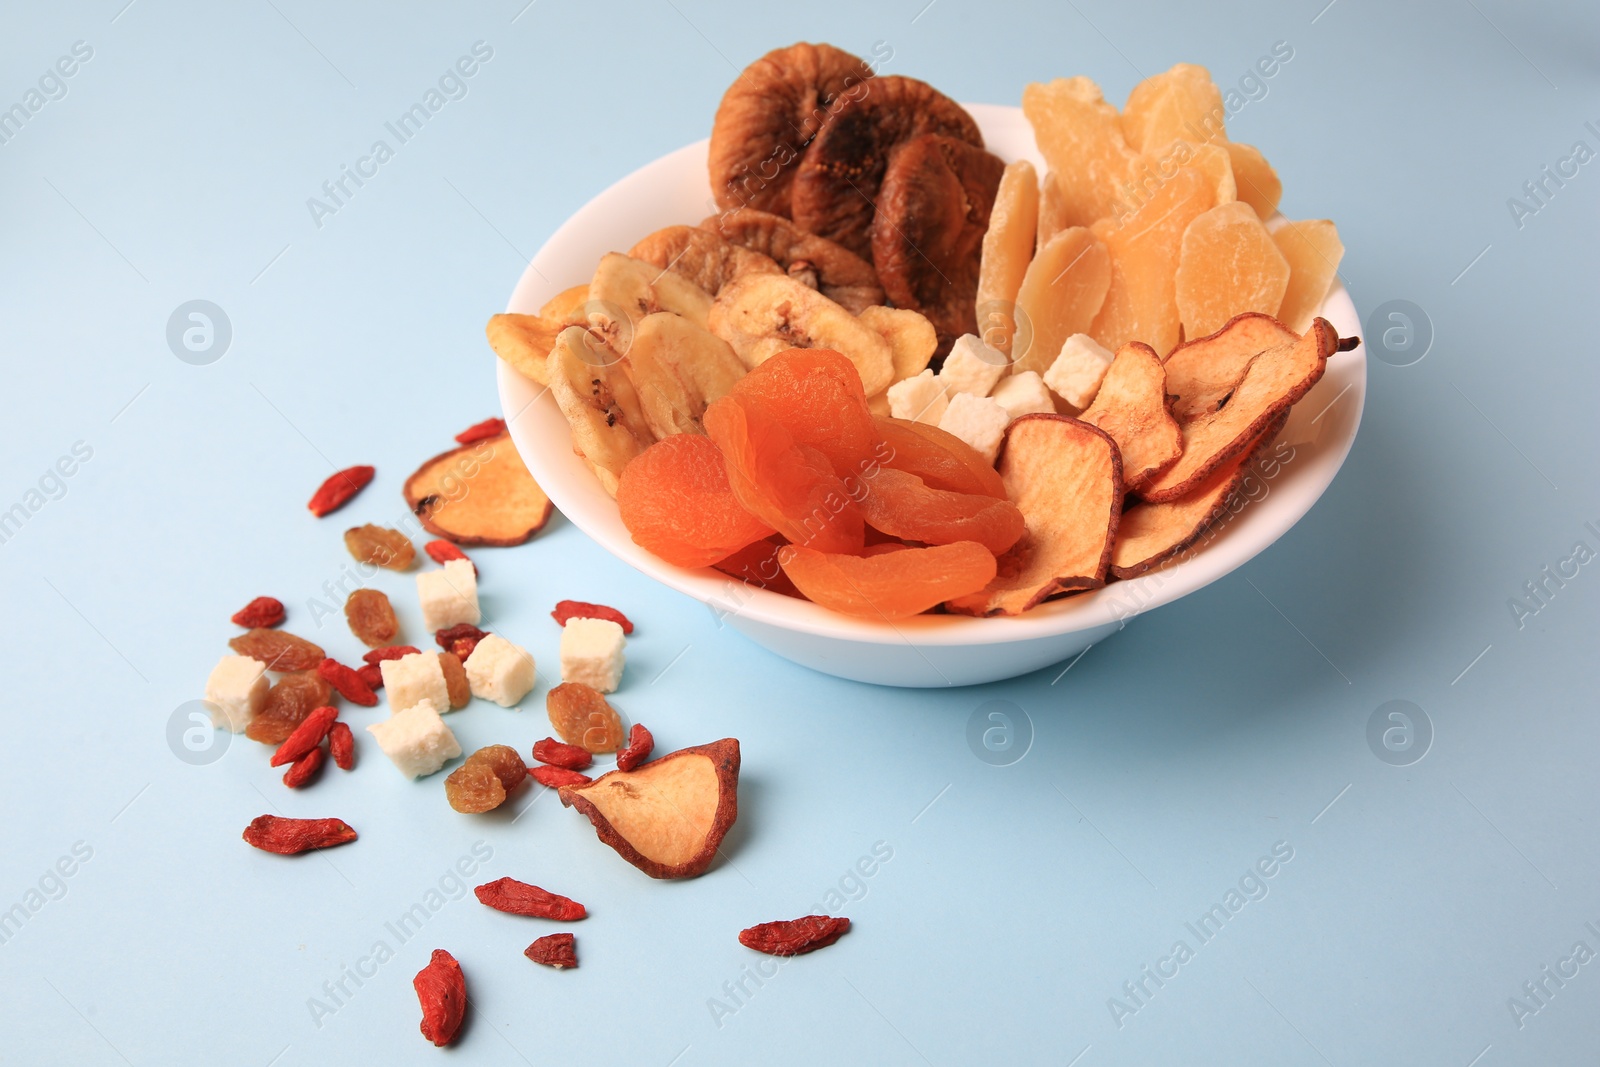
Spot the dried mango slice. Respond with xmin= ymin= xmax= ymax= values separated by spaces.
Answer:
xmin=1022 ymin=77 xmax=1139 ymax=229
xmin=1269 ymin=219 xmax=1345 ymax=333
xmin=618 ymin=434 xmax=774 ymax=568
xmin=1078 ymin=343 xmax=1182 ymax=492
xmin=1174 ymin=201 xmax=1291 ymax=341
xmin=858 ymin=468 xmax=1025 ymax=555
xmin=1119 ymin=64 xmax=1226 ymax=154
xmin=976 ymin=160 xmax=1040 ymax=357
xmin=946 ymin=415 xmax=1122 ymax=616
xmin=1224 ymin=142 xmax=1282 ymax=219
xmin=1012 ymin=227 xmax=1112 ymax=376
xmin=1038 ymin=169 xmax=1069 ymax=250
xmin=780 ymin=541 xmax=996 ymax=619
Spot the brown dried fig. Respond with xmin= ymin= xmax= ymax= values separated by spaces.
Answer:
xmin=628 ymin=225 xmax=782 ymax=296
xmin=700 ymin=207 xmax=884 ymax=312
xmin=708 ymin=43 xmax=875 ymax=216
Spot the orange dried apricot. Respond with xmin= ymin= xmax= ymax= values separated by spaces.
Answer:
xmin=860 ymin=468 xmax=1025 ymax=555
xmin=725 ymin=349 xmax=879 ymax=479
xmin=711 ymin=537 xmax=806 ymax=599
xmin=617 ymin=434 xmax=774 ymax=568
xmin=873 ymin=416 xmax=1006 ymax=499
xmin=704 ymin=394 xmax=865 ymax=555
xmin=779 ymin=541 xmax=997 ymax=619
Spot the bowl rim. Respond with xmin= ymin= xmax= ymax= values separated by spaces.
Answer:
xmin=498 ymin=103 xmax=1366 ymax=648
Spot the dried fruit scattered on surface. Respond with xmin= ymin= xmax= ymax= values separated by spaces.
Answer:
xmin=282 ymin=745 xmax=324 ymax=789
xmin=435 ymin=623 xmax=487 ymax=662
xmin=344 ymin=524 xmax=415 ymax=571
xmin=242 ymin=815 xmax=356 ymax=854
xmin=404 ymin=432 xmax=552 ymax=545
xmin=445 ymin=745 xmax=528 ymax=813
xmin=356 ymin=663 xmax=382 ymax=690
xmin=424 ymin=540 xmax=476 ymax=574
xmin=246 ymin=671 xmax=334 ymax=745
xmin=364 ymin=644 xmax=421 ymax=665
xmin=550 ymin=600 xmax=634 ymax=635
xmin=229 ymin=628 xmax=324 ymax=673
xmin=328 ymin=721 xmax=355 ymax=770
xmin=524 ymin=933 xmax=578 ymax=969
xmin=532 ymin=738 xmax=593 ymax=771
xmin=530 ymin=765 xmax=592 ymax=788
xmin=474 ymin=878 xmax=588 ymax=920
xmin=271 ymin=706 xmax=338 ymax=767
xmin=557 ymin=739 xmax=740 ymax=880
xmin=438 ymin=652 xmax=470 ymax=709
xmin=546 ymin=683 xmax=626 ymax=754
xmin=317 ymin=658 xmax=378 ymax=707
xmin=615 ymin=723 xmax=655 ymax=772
xmin=617 ymin=433 xmax=775 ymax=568
xmin=781 ymin=541 xmax=998 ymax=619
xmin=230 ymin=596 xmax=284 ymax=629
xmin=739 ymin=915 xmax=852 ymax=956
xmin=307 ymin=465 xmax=374 ymax=518
xmin=413 ymin=949 xmax=466 ymax=1048
xmin=344 ymin=588 xmax=399 ymax=647
xmin=454 ymin=416 xmax=507 ymax=445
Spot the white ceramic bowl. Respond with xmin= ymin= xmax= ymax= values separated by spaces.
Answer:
xmin=498 ymin=104 xmax=1366 ymax=687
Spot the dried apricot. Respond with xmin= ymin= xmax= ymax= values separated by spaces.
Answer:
xmin=779 ymin=541 xmax=997 ymax=619
xmin=704 ymin=394 xmax=865 ymax=554
xmin=859 ymin=468 xmax=1025 ymax=554
xmin=711 ymin=537 xmax=806 ymax=599
xmin=438 ymin=652 xmax=470 ymax=710
xmin=344 ymin=588 xmax=398 ymax=647
xmin=246 ymin=670 xmax=333 ymax=745
xmin=229 ymin=628 xmax=325 ymax=673
xmin=617 ymin=434 xmax=774 ymax=568
xmin=1174 ymin=201 xmax=1291 ymax=341
xmin=546 ymin=683 xmax=626 ymax=754
xmin=344 ymin=524 xmax=416 ymax=570
xmin=725 ymin=349 xmax=878 ymax=478
xmin=873 ymin=417 xmax=1006 ymax=499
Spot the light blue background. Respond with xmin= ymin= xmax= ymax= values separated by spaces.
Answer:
xmin=2 ymin=1 xmax=1596 ymax=1063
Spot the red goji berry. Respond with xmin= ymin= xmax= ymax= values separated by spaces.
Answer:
xmin=615 ymin=723 xmax=654 ymax=771
xmin=231 ymin=596 xmax=285 ymax=628
xmin=307 ymin=465 xmax=375 ymax=518
xmin=474 ymin=877 xmax=587 ymax=920
xmin=738 ymin=915 xmax=851 ymax=956
xmin=435 ymin=624 xmax=487 ymax=661
xmin=317 ymin=657 xmax=378 ymax=707
xmin=550 ymin=599 xmax=634 ymax=634
xmin=413 ymin=949 xmax=466 ymax=1048
xmin=524 ymin=933 xmax=578 ymax=969
xmin=362 ymin=645 xmax=420 ymax=665
xmin=424 ymin=540 xmax=477 ymax=576
xmin=528 ymin=765 xmax=591 ymax=788
xmin=242 ymin=815 xmax=356 ymax=854
xmin=454 ymin=417 xmax=506 ymax=445
xmin=355 ymin=663 xmax=383 ymax=691
xmin=329 ymin=721 xmax=354 ymax=770
xmin=283 ymin=745 xmax=325 ymax=788
xmin=531 ymin=737 xmax=592 ymax=771
xmin=271 ymin=706 xmax=338 ymax=767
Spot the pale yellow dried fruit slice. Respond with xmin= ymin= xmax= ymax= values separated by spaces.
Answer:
xmin=946 ymin=414 xmax=1122 ymax=616
xmin=628 ymin=226 xmax=782 ymax=296
xmin=858 ymin=305 xmax=937 ymax=383
xmin=1140 ymin=317 xmax=1337 ymax=503
xmin=1079 ymin=342 xmax=1182 ymax=492
xmin=1162 ymin=312 xmax=1298 ymax=421
xmin=1174 ymin=201 xmax=1291 ymax=341
xmin=707 ymin=272 xmax=893 ymax=394
xmin=1120 ymin=64 xmax=1226 ymax=153
xmin=1142 ymin=139 xmax=1236 ymax=205
xmin=589 ymin=253 xmax=715 ymax=346
xmin=547 ymin=325 xmax=654 ymax=496
xmin=486 ymin=313 xmax=559 ymax=386
xmin=1038 ymin=170 xmax=1069 ymax=251
xmin=976 ymin=160 xmax=1040 ymax=356
xmin=625 ymin=312 xmax=747 ymax=438
xmin=541 ymin=284 xmax=590 ymax=323
xmin=1269 ymin=218 xmax=1345 ymax=332
xmin=1225 ymin=142 xmax=1282 ymax=219
xmin=1023 ymin=77 xmax=1139 ymax=228
xmin=1012 ymin=227 xmax=1112 ymax=376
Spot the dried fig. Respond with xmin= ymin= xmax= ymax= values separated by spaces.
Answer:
xmin=628 ymin=226 xmax=781 ymax=296
xmin=708 ymin=42 xmax=875 ymax=215
xmin=700 ymin=207 xmax=884 ymax=312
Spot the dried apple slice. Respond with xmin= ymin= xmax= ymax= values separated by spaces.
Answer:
xmin=404 ymin=432 xmax=553 ymax=546
xmin=946 ymin=415 xmax=1122 ymax=616
xmin=558 ymin=739 xmax=740 ymax=879
xmin=1140 ymin=317 xmax=1338 ymax=503
xmin=1078 ymin=342 xmax=1182 ymax=492
xmin=1162 ymin=311 xmax=1298 ymax=420
xmin=1110 ymin=412 xmax=1286 ymax=579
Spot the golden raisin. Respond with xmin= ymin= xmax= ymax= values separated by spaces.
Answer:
xmin=229 ymin=628 xmax=325 ymax=672
xmin=344 ymin=588 xmax=398 ymax=647
xmin=246 ymin=671 xmax=333 ymax=744
xmin=546 ymin=683 xmax=626 ymax=754
xmin=344 ymin=524 xmax=415 ymax=570
xmin=444 ymin=744 xmax=527 ymax=813
xmin=473 ymin=744 xmax=527 ymax=791
xmin=438 ymin=652 xmax=470 ymax=710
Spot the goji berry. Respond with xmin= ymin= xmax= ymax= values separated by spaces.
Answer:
xmin=270 ymin=706 xmax=338 ymax=767
xmin=356 ymin=663 xmax=383 ymax=690
xmin=307 ymin=465 xmax=375 ymax=518
xmin=615 ymin=723 xmax=654 ymax=772
xmin=363 ymin=645 xmax=421 ymax=665
xmin=550 ymin=599 xmax=634 ymax=634
xmin=424 ymin=540 xmax=477 ymax=575
xmin=317 ymin=658 xmax=378 ymax=707
xmin=283 ymin=745 xmax=325 ymax=788
xmin=231 ymin=596 xmax=284 ymax=628
xmin=413 ymin=949 xmax=466 ymax=1048
xmin=524 ymin=933 xmax=577 ymax=969
xmin=474 ymin=877 xmax=587 ymax=920
xmin=528 ymin=765 xmax=592 ymax=788
xmin=435 ymin=623 xmax=488 ymax=661
xmin=738 ymin=915 xmax=851 ymax=956
xmin=328 ymin=722 xmax=354 ymax=770
xmin=454 ymin=417 xmax=506 ymax=445
xmin=531 ymin=737 xmax=592 ymax=771
xmin=242 ymin=815 xmax=356 ymax=854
